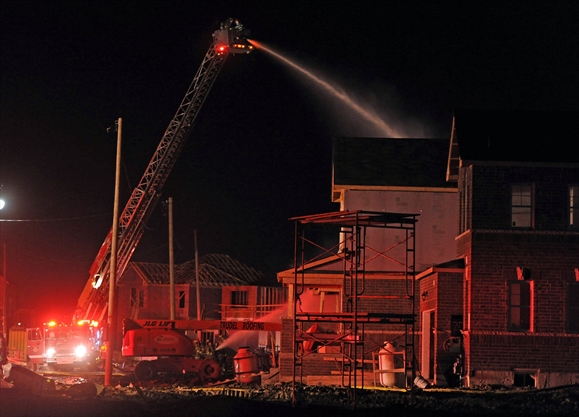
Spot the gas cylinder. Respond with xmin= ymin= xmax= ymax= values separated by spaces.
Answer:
xmin=378 ymin=341 xmax=397 ymax=387
xmin=233 ymin=346 xmax=260 ymax=384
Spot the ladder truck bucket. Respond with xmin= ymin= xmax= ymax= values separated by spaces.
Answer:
xmin=214 ymin=18 xmax=254 ymax=55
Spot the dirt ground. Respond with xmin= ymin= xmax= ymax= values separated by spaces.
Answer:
xmin=1 ymin=378 xmax=578 ymax=417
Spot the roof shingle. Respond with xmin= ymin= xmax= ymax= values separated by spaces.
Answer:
xmin=333 ymin=137 xmax=453 ymax=189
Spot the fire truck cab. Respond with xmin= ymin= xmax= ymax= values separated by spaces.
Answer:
xmin=43 ymin=320 xmax=101 ymax=371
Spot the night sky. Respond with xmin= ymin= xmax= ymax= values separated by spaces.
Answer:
xmin=1 ymin=1 xmax=577 ymax=323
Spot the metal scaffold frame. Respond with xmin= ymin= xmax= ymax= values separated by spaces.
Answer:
xmin=290 ymin=210 xmax=418 ymax=406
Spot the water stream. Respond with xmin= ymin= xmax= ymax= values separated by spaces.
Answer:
xmin=215 ymin=307 xmax=285 ymax=352
xmin=249 ymin=39 xmax=402 ymax=138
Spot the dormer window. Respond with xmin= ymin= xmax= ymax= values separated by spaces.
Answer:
xmin=511 ymin=184 xmax=533 ymax=228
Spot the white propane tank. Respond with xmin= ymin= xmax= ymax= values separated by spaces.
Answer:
xmin=378 ymin=341 xmax=397 ymax=387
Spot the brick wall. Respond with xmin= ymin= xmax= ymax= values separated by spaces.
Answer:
xmin=469 ymin=165 xmax=579 ymax=231
xmin=468 ymin=232 xmax=578 ymax=333
xmin=469 ymin=334 xmax=579 ymax=373
xmin=355 ymin=278 xmax=415 ymax=315
xmin=465 ymin=231 xmax=579 ymax=376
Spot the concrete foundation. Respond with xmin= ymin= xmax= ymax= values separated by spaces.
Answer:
xmin=468 ymin=369 xmax=579 ymax=388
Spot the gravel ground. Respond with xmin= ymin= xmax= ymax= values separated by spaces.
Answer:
xmin=2 ymin=379 xmax=578 ymax=417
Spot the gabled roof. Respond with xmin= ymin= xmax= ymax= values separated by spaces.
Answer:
xmin=447 ymin=110 xmax=578 ymax=180
xmin=128 ymin=253 xmax=264 ymax=287
xmin=332 ymin=137 xmax=454 ymax=196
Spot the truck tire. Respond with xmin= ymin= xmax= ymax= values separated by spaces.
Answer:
xmin=134 ymin=360 xmax=157 ymax=381
xmin=199 ymin=358 xmax=220 ymax=380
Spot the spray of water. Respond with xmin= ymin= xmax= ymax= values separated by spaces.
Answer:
xmin=249 ymin=39 xmax=402 ymax=138
xmin=215 ymin=307 xmax=286 ymax=352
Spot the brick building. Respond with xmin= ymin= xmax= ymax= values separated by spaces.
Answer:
xmin=443 ymin=110 xmax=579 ymax=388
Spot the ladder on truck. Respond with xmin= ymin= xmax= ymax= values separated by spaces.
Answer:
xmin=74 ymin=18 xmax=253 ymax=324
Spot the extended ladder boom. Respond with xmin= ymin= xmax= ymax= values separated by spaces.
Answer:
xmin=75 ymin=19 xmax=253 ymax=323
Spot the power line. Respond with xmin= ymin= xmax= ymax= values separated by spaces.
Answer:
xmin=0 ymin=212 xmax=110 ymax=222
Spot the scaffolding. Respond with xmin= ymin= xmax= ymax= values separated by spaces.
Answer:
xmin=290 ymin=210 xmax=417 ymax=406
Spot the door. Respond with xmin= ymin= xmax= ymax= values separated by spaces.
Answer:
xmin=421 ymin=310 xmax=435 ymax=379
xmin=26 ymin=327 xmax=45 ymax=364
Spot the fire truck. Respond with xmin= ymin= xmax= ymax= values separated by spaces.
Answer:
xmin=7 ymin=320 xmax=101 ymax=371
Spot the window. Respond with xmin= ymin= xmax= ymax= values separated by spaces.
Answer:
xmin=459 ymin=190 xmax=466 ymax=234
xmin=458 ymin=185 xmax=470 ymax=234
xmin=509 ymin=281 xmax=532 ymax=331
xmin=28 ymin=328 xmax=42 ymax=341
xmin=570 ymin=186 xmax=579 ymax=230
xmin=511 ymin=184 xmax=533 ymax=228
xmin=568 ymin=283 xmax=579 ymax=333
xmin=130 ymin=287 xmax=144 ymax=307
xmin=231 ymin=290 xmax=248 ymax=308
xmin=451 ymin=315 xmax=463 ymax=337
xmin=178 ymin=291 xmax=186 ymax=309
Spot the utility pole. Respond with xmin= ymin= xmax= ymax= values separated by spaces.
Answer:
xmin=195 ymin=229 xmax=201 ymax=340
xmin=105 ymin=118 xmax=122 ymax=387
xmin=0 ymin=186 xmax=6 ymax=336
xmin=2 ymin=244 xmax=6 ymax=337
xmin=168 ymin=197 xmax=175 ymax=320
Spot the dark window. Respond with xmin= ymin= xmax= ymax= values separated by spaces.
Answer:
xmin=465 ymin=185 xmax=470 ymax=231
xmin=28 ymin=328 xmax=42 ymax=341
xmin=511 ymin=184 xmax=533 ymax=228
xmin=451 ymin=315 xmax=463 ymax=337
xmin=231 ymin=290 xmax=248 ymax=308
xmin=459 ymin=190 xmax=465 ymax=234
xmin=130 ymin=287 xmax=144 ymax=307
xmin=568 ymin=283 xmax=579 ymax=333
xmin=570 ymin=186 xmax=579 ymax=230
xmin=178 ymin=291 xmax=186 ymax=309
xmin=509 ymin=281 xmax=532 ymax=331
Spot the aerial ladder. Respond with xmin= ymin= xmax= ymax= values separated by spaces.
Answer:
xmin=73 ymin=18 xmax=253 ymax=325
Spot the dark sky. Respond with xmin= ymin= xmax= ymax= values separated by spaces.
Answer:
xmin=1 ymin=0 xmax=577 ymax=323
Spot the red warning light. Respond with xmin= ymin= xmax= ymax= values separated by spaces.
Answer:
xmin=216 ymin=45 xmax=228 ymax=54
